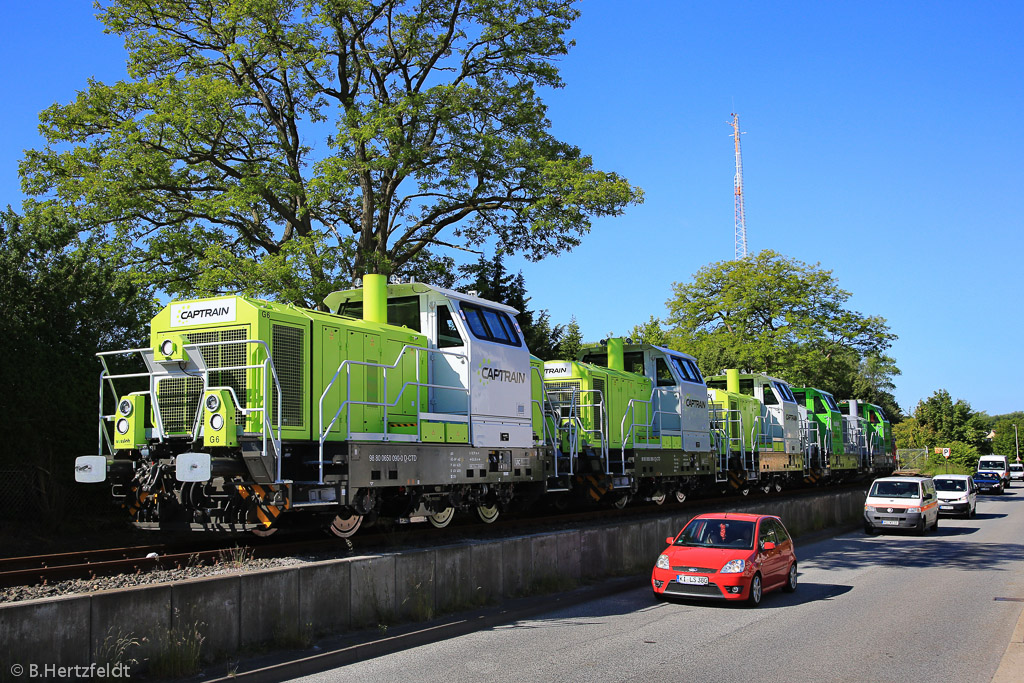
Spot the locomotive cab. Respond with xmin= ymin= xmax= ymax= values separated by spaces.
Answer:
xmin=325 ymin=282 xmax=533 ymax=449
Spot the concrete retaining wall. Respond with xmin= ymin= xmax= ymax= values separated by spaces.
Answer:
xmin=0 ymin=489 xmax=865 ymax=676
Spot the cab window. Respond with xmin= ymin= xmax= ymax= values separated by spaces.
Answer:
xmin=459 ymin=303 xmax=521 ymax=347
xmin=763 ymin=386 xmax=778 ymax=406
xmin=670 ymin=356 xmax=697 ymax=383
xmin=655 ymin=358 xmax=675 ymax=387
xmin=739 ymin=379 xmax=754 ymax=396
xmin=624 ymin=351 xmax=645 ymax=375
xmin=774 ymin=382 xmax=796 ymax=403
xmin=436 ymin=305 xmax=463 ymax=348
xmin=813 ymin=397 xmax=827 ymax=414
xmin=684 ymin=358 xmax=704 ymax=384
xmin=387 ymin=296 xmax=421 ymax=331
xmin=822 ymin=393 xmax=840 ymax=411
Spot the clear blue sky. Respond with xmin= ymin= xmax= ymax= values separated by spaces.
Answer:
xmin=1 ymin=1 xmax=1022 ymax=416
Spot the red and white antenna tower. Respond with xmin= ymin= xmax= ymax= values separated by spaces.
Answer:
xmin=729 ymin=113 xmax=748 ymax=259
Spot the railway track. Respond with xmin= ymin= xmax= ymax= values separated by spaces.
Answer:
xmin=0 ymin=481 xmax=867 ymax=590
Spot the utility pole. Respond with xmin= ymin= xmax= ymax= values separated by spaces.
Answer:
xmin=1014 ymin=423 xmax=1019 ymax=462
xmin=729 ymin=113 xmax=748 ymax=260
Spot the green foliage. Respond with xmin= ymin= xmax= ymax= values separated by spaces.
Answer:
xmin=558 ymin=316 xmax=584 ymax=361
xmin=628 ymin=315 xmax=668 ymax=346
xmin=664 ymin=250 xmax=900 ymax=417
xmin=924 ymin=441 xmax=980 ymax=472
xmin=22 ymin=0 xmax=642 ymax=306
xmin=990 ymin=415 xmax=1024 ymax=460
xmin=893 ymin=417 xmax=935 ymax=450
xmin=0 ymin=209 xmax=155 ymax=524
xmin=912 ymin=389 xmax=990 ymax=454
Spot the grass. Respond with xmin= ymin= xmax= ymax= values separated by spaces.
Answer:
xmin=148 ymin=619 xmax=205 ymax=679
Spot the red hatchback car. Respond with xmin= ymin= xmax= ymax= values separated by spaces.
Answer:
xmin=651 ymin=513 xmax=797 ymax=607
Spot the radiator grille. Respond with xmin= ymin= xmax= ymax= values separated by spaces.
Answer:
xmin=155 ymin=327 xmax=248 ymax=435
xmin=157 ymin=376 xmax=205 ymax=434
xmin=546 ymin=380 xmax=581 ymax=419
xmin=271 ymin=325 xmax=304 ymax=427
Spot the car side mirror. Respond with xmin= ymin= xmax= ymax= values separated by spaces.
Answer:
xmin=666 ymin=536 xmax=675 ymax=545
xmin=762 ymin=541 xmax=776 ymax=550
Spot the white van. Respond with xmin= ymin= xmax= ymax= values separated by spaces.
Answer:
xmin=863 ymin=476 xmax=939 ymax=535
xmin=932 ymin=474 xmax=977 ymax=518
xmin=977 ymin=455 xmax=1011 ymax=487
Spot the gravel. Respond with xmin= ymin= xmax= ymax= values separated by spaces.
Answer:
xmin=0 ymin=554 xmax=321 ymax=604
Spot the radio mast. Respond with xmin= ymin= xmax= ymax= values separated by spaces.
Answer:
xmin=730 ymin=113 xmax=748 ymax=259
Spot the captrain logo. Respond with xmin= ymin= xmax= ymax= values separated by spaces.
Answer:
xmin=170 ymin=299 xmax=237 ymax=328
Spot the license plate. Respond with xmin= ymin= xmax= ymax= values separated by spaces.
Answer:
xmin=677 ymin=574 xmax=709 ymax=585
xmin=939 ymin=505 xmax=952 ymax=510
xmin=881 ymin=520 xmax=899 ymax=526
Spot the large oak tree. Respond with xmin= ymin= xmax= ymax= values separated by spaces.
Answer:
xmin=664 ymin=250 xmax=901 ymax=417
xmin=22 ymin=0 xmax=642 ymax=307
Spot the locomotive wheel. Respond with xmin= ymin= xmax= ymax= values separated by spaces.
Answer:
xmin=773 ymin=480 xmax=783 ymax=494
xmin=250 ymin=526 xmax=278 ymax=538
xmin=611 ymin=493 xmax=630 ymax=510
xmin=651 ymin=492 xmax=666 ymax=506
xmin=674 ymin=490 xmax=687 ymax=504
xmin=328 ymin=513 xmax=363 ymax=538
xmin=476 ymin=504 xmax=500 ymax=524
xmin=428 ymin=507 xmax=455 ymax=528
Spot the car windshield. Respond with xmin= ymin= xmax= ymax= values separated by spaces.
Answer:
xmin=934 ymin=479 xmax=966 ymax=492
xmin=974 ymin=472 xmax=997 ymax=480
xmin=675 ymin=519 xmax=756 ymax=549
xmin=869 ymin=481 xmax=920 ymax=498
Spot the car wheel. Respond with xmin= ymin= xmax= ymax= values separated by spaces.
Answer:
xmin=970 ymin=503 xmax=976 ymax=518
xmin=747 ymin=573 xmax=763 ymax=607
xmin=653 ymin=591 xmax=667 ymax=603
xmin=932 ymin=516 xmax=939 ymax=532
xmin=864 ymin=522 xmax=876 ymax=535
xmin=916 ymin=519 xmax=927 ymax=536
xmin=783 ymin=562 xmax=798 ymax=593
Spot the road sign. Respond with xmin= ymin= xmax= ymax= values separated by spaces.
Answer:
xmin=942 ymin=448 xmax=951 ymax=459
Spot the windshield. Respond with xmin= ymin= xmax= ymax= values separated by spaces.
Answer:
xmin=675 ymin=518 xmax=755 ymax=549
xmin=974 ymin=472 xmax=997 ymax=480
xmin=869 ymin=480 xmax=921 ymax=498
xmin=978 ymin=460 xmax=1004 ymax=470
xmin=1011 ymin=465 xmax=1023 ymax=472
xmin=934 ymin=479 xmax=966 ymax=492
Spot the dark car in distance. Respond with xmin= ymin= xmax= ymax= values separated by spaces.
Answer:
xmin=972 ymin=471 xmax=1004 ymax=494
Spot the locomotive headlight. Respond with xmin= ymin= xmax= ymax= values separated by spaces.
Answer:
xmin=116 ymin=418 xmax=130 ymax=435
xmin=205 ymin=394 xmax=221 ymax=411
xmin=656 ymin=554 xmax=670 ymax=570
xmin=118 ymin=399 xmax=133 ymax=416
xmin=160 ymin=339 xmax=176 ymax=356
xmin=210 ymin=413 xmax=225 ymax=431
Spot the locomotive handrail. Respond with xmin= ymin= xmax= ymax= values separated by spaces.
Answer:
xmin=94 ymin=340 xmax=284 ymax=480
xmin=530 ymin=365 xmax=559 ymax=457
xmin=318 ymin=344 xmax=471 ymax=484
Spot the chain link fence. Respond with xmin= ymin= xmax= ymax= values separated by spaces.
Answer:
xmin=897 ymin=448 xmax=928 ymax=472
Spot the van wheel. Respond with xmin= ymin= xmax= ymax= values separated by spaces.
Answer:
xmin=916 ymin=519 xmax=927 ymax=536
xmin=863 ymin=522 xmax=876 ymax=535
xmin=931 ymin=516 xmax=939 ymax=533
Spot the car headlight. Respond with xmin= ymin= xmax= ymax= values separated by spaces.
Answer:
xmin=656 ymin=554 xmax=670 ymax=570
xmin=118 ymin=399 xmax=133 ymax=417
xmin=210 ymin=413 xmax=225 ymax=431
xmin=864 ymin=505 xmax=876 ymax=513
xmin=160 ymin=339 xmax=175 ymax=356
xmin=116 ymin=418 xmax=130 ymax=435
xmin=907 ymin=506 xmax=922 ymax=514
xmin=720 ymin=559 xmax=746 ymax=574
xmin=205 ymin=394 xmax=221 ymax=411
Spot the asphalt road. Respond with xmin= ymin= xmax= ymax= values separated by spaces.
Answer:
xmin=289 ymin=486 xmax=1024 ymax=683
